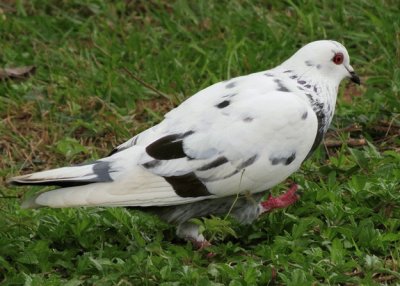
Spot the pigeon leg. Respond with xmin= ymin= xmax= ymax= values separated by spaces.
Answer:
xmin=259 ymin=184 xmax=300 ymax=214
xmin=176 ymin=222 xmax=211 ymax=249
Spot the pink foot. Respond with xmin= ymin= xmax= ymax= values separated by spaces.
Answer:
xmin=192 ymin=240 xmax=216 ymax=258
xmin=206 ymin=252 xmax=216 ymax=259
xmin=260 ymin=184 xmax=300 ymax=214
xmin=191 ymin=239 xmax=212 ymax=250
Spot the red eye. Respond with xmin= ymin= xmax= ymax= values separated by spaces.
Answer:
xmin=332 ymin=52 xmax=344 ymax=65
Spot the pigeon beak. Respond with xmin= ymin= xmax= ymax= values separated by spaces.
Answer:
xmin=346 ymin=65 xmax=361 ymax=85
xmin=349 ymin=71 xmax=361 ymax=85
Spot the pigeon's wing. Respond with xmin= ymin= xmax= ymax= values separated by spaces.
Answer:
xmin=139 ymin=72 xmax=319 ymax=199
xmin=12 ymin=72 xmax=318 ymax=208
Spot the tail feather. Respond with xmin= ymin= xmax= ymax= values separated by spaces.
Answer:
xmin=10 ymin=147 xmax=211 ymax=209
xmin=10 ymin=179 xmax=93 ymax=187
xmin=8 ymin=161 xmax=110 ymax=187
xmin=17 ymin=170 xmax=204 ymax=209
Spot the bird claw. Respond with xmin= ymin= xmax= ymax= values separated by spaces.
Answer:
xmin=206 ymin=252 xmax=216 ymax=258
xmin=191 ymin=239 xmax=212 ymax=250
xmin=259 ymin=183 xmax=300 ymax=214
xmin=192 ymin=240 xmax=216 ymax=258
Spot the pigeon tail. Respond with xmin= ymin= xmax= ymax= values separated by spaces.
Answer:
xmin=8 ymin=161 xmax=111 ymax=187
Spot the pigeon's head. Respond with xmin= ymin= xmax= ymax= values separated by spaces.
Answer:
xmin=281 ymin=40 xmax=360 ymax=86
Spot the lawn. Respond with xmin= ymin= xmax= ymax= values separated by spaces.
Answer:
xmin=0 ymin=0 xmax=399 ymax=285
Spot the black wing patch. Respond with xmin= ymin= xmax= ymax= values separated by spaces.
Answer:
xmin=164 ymin=173 xmax=211 ymax=197
xmin=197 ymin=156 xmax=228 ymax=171
xmin=237 ymin=155 xmax=257 ymax=169
xmin=200 ymin=155 xmax=257 ymax=183
xmin=145 ymin=131 xmax=213 ymax=197
xmin=146 ymin=131 xmax=194 ymax=160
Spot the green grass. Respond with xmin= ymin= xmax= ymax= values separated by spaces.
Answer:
xmin=1 ymin=0 xmax=399 ymax=285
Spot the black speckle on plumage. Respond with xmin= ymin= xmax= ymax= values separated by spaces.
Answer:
xmin=243 ymin=116 xmax=253 ymax=122
xmin=274 ymin=78 xmax=290 ymax=92
xmin=142 ymin=160 xmax=162 ymax=169
xmin=270 ymin=152 xmax=296 ymax=166
xmin=216 ymin=100 xmax=230 ymax=108
xmin=225 ymin=81 xmax=237 ymax=89
xmin=285 ymin=153 xmax=296 ymax=165
xmin=305 ymin=60 xmax=313 ymax=66
xmin=222 ymin=93 xmax=237 ymax=98
xmin=301 ymin=111 xmax=308 ymax=120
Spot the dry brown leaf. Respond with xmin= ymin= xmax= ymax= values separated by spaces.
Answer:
xmin=0 ymin=66 xmax=36 ymax=80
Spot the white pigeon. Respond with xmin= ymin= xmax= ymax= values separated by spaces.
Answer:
xmin=10 ymin=40 xmax=360 ymax=247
